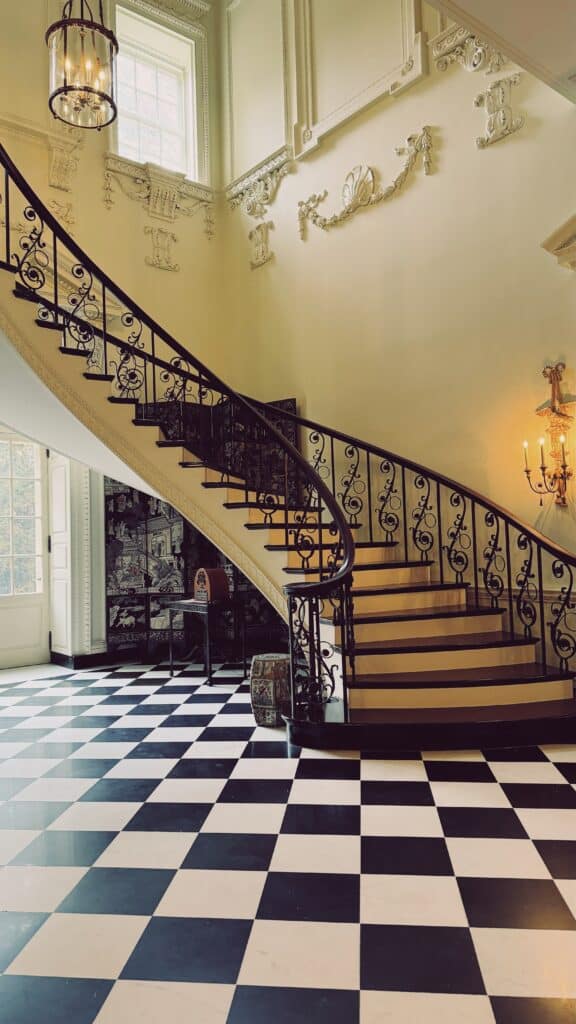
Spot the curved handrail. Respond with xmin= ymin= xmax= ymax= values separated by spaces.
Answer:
xmin=250 ymin=400 xmax=576 ymax=568
xmin=0 ymin=140 xmax=355 ymax=600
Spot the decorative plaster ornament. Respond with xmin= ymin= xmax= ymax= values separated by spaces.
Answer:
xmin=432 ymin=24 xmax=506 ymax=74
xmin=297 ymin=127 xmax=432 ymax=240
xmin=227 ymin=147 xmax=292 ymax=219
xmin=249 ymin=222 xmax=274 ymax=269
xmin=475 ymin=74 xmax=524 ymax=148
xmin=145 ymin=227 xmax=179 ymax=272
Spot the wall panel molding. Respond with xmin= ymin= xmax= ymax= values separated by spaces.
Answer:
xmin=288 ymin=0 xmax=428 ymax=159
xmin=226 ymin=145 xmax=292 ymax=217
xmin=431 ymin=22 xmax=506 ymax=75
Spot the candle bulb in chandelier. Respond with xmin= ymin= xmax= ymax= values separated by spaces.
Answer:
xmin=560 ymin=434 xmax=567 ymax=466
xmin=539 ymin=437 xmax=545 ymax=467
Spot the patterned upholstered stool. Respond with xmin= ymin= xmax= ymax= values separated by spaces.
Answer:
xmin=249 ymin=653 xmax=291 ymax=727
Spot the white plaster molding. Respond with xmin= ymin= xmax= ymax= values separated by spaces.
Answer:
xmin=69 ymin=461 xmax=94 ymax=656
xmin=542 ymin=216 xmax=576 ymax=272
xmin=127 ymin=0 xmax=211 ymax=22
xmin=88 ymin=469 xmax=107 ymax=654
xmin=475 ymin=74 xmax=524 ymax=149
xmin=289 ymin=0 xmax=428 ymax=159
xmin=226 ymin=147 xmax=292 ymax=218
xmin=431 ymin=23 xmax=506 ymax=74
xmin=298 ymin=126 xmax=432 ymax=240
xmin=47 ymin=200 xmax=76 ymax=233
xmin=145 ymin=226 xmax=179 ymax=272
xmin=249 ymin=221 xmax=274 ymax=269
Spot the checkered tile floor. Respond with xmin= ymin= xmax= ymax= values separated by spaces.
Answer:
xmin=1 ymin=662 xmax=576 ymax=1023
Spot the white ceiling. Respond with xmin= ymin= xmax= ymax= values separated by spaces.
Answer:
xmin=428 ymin=0 xmax=576 ymax=102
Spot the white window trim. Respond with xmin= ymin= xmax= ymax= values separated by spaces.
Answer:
xmin=0 ymin=431 xmax=48 ymax=603
xmin=109 ymin=0 xmax=211 ymax=188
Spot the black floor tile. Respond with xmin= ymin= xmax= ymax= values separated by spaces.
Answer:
xmin=120 ymin=916 xmax=252 ymax=983
xmin=257 ymin=871 xmax=359 ymax=922
xmin=501 ymin=784 xmax=576 ymax=809
xmin=362 ymin=749 xmax=421 ymax=760
xmin=0 ymin=975 xmax=113 ymax=1024
xmin=534 ymin=840 xmax=576 ymax=879
xmin=11 ymin=830 xmax=116 ymax=867
xmin=99 ymin=695 xmax=149 ymax=705
xmin=360 ymin=924 xmax=485 ymax=993
xmin=491 ymin=997 xmax=576 ymax=1024
xmin=92 ymin=728 xmax=152 ymax=743
xmin=242 ymin=741 xmax=300 ymax=759
xmin=439 ymin=807 xmax=528 ymax=839
xmin=186 ymin=693 xmax=228 ymax=704
xmin=218 ymin=779 xmax=292 ymax=804
xmin=295 ymin=758 xmax=360 ymax=780
xmin=196 ymin=727 xmax=254 ymax=742
xmin=161 ymin=716 xmax=210 ymax=728
xmin=458 ymin=877 xmax=576 ymax=929
xmin=425 ymin=761 xmax=496 ymax=782
xmin=126 ymin=704 xmax=175 ymax=716
xmin=44 ymin=759 xmax=117 ymax=778
xmin=125 ymin=802 xmax=211 ymax=832
xmin=219 ymin=703 xmax=253 ymax=715
xmin=0 ymin=778 xmax=31 ymax=800
xmin=79 ymin=778 xmax=160 ymax=802
xmin=182 ymin=833 xmax=277 ymax=871
xmin=0 ymin=912 xmax=48 ymax=971
xmin=556 ymin=763 xmax=576 ymax=784
xmin=281 ymin=805 xmax=360 ymax=835
xmin=68 ymin=716 xmax=118 ymax=729
xmin=483 ymin=747 xmax=549 ymax=762
xmin=168 ymin=759 xmax=236 ymax=779
xmin=126 ymin=742 xmax=190 ymax=759
xmin=361 ymin=781 xmax=434 ymax=805
xmin=58 ymin=866 xmax=174 ymax=915
xmin=228 ymin=986 xmax=360 ymax=1024
xmin=361 ymin=836 xmax=454 ymax=875
xmin=0 ymin=801 xmax=69 ymax=830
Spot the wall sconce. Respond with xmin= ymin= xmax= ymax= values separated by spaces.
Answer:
xmin=522 ymin=361 xmax=575 ymax=506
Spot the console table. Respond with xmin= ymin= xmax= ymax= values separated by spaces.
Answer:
xmin=167 ymin=597 xmax=246 ymax=682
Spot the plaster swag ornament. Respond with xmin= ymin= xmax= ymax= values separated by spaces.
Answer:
xmin=432 ymin=24 xmax=506 ymax=75
xmin=298 ymin=127 xmax=432 ymax=241
xmin=249 ymin=222 xmax=273 ymax=270
xmin=475 ymin=74 xmax=524 ymax=148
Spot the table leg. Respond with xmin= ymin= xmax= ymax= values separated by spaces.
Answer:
xmin=205 ymin=611 xmax=212 ymax=685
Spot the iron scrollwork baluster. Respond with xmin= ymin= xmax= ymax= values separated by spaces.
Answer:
xmin=64 ymin=263 xmax=101 ymax=367
xmin=338 ymin=444 xmax=365 ymax=526
xmin=375 ymin=457 xmax=401 ymax=544
xmin=444 ymin=491 xmax=470 ymax=583
xmin=550 ymin=560 xmax=576 ymax=671
xmin=515 ymin=533 xmax=538 ymax=637
xmin=16 ymin=206 xmax=49 ymax=296
xmin=110 ymin=310 xmax=146 ymax=400
xmin=411 ymin=473 xmax=436 ymax=560
xmin=481 ymin=510 xmax=505 ymax=607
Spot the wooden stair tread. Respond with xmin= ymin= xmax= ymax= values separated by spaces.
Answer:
xmin=352 ymin=582 xmax=469 ymax=596
xmin=247 ymin=521 xmax=361 ymax=531
xmin=353 ymin=631 xmax=537 ymax=656
xmin=323 ymin=604 xmax=504 ymax=625
xmin=353 ymin=559 xmax=432 ymax=571
xmin=351 ymin=663 xmax=569 ymax=687
xmin=348 ymin=699 xmax=576 ymax=724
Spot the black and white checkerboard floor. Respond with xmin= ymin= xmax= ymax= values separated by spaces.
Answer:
xmin=1 ymin=661 xmax=576 ymax=1023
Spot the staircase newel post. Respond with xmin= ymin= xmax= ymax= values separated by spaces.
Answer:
xmin=287 ymin=594 xmax=297 ymax=718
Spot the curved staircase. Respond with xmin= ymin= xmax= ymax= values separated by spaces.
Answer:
xmin=0 ymin=140 xmax=575 ymax=750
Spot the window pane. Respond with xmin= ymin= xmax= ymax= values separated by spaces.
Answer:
xmin=13 ymin=557 xmax=36 ymax=595
xmin=161 ymin=133 xmax=184 ymax=172
xmin=118 ymin=82 xmax=137 ymax=114
xmin=138 ymin=92 xmax=158 ymax=122
xmin=12 ymin=479 xmax=36 ymax=517
xmin=0 ymin=558 xmax=11 ymax=596
xmin=0 ymin=479 xmax=10 ymax=517
xmin=12 ymin=443 xmax=36 ymax=478
xmin=157 ymin=70 xmax=179 ymax=103
xmin=118 ymin=54 xmax=135 ymax=86
xmin=13 ymin=518 xmax=36 ymax=555
xmin=135 ymin=61 xmax=156 ymax=94
xmin=140 ymin=124 xmax=162 ymax=163
xmin=159 ymin=100 xmax=179 ymax=131
xmin=0 ymin=442 xmax=9 ymax=478
xmin=0 ymin=519 xmax=10 ymax=557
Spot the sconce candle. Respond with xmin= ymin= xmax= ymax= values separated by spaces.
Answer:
xmin=522 ymin=361 xmax=574 ymax=507
xmin=539 ymin=437 xmax=546 ymax=467
xmin=523 ymin=441 xmax=529 ymax=470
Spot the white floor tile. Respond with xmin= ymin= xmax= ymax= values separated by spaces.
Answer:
xmin=231 ymin=758 xmax=298 ymax=780
xmin=360 ymin=992 xmax=496 ymax=1024
xmin=147 ymin=779 xmax=225 ymax=803
xmin=489 ymin=761 xmax=568 ymax=784
xmin=0 ymin=829 xmax=41 ymax=865
xmin=15 ymin=778 xmax=97 ymax=802
xmin=0 ymin=865 xmax=87 ymax=911
xmin=201 ymin=802 xmax=286 ymax=834
xmin=48 ymin=801 xmax=140 ymax=832
xmin=555 ymin=879 xmax=576 ymax=920
xmin=94 ymin=980 xmax=234 ymax=1024
xmin=430 ymin=782 xmax=510 ymax=808
xmin=540 ymin=745 xmax=576 ymax=763
xmin=361 ymin=805 xmax=443 ymax=837
xmin=144 ymin=728 xmax=203 ymax=743
xmin=6 ymin=913 xmax=148 ymax=979
xmin=289 ymin=779 xmax=361 ymax=805
xmin=156 ymin=868 xmax=266 ymax=919
xmin=360 ymin=874 xmax=468 ymax=926
xmin=95 ymin=831 xmax=193 ymax=869
xmin=446 ymin=837 xmax=550 ymax=879
xmin=472 ymin=927 xmax=576 ymax=997
xmin=360 ymin=759 xmax=428 ymax=782
xmin=0 ymin=759 xmax=62 ymax=778
xmin=270 ymin=834 xmax=361 ymax=874
xmin=70 ymin=743 xmax=138 ymax=760
xmin=104 ymin=759 xmax=178 ymax=780
xmin=183 ymin=742 xmax=247 ymax=759
xmin=516 ymin=808 xmax=576 ymax=841
xmin=238 ymin=919 xmax=360 ymax=989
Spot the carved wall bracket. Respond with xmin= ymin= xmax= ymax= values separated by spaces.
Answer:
xmin=542 ymin=215 xmax=576 ymax=271
xmin=432 ymin=24 xmax=506 ymax=74
xmin=226 ymin=147 xmax=292 ymax=219
xmin=48 ymin=129 xmax=82 ymax=193
xmin=249 ymin=222 xmax=274 ymax=269
xmin=475 ymin=74 xmax=524 ymax=148
xmin=298 ymin=127 xmax=432 ymax=240
xmin=104 ymin=154 xmax=214 ymax=235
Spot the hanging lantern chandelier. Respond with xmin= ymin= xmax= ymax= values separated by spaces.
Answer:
xmin=46 ymin=0 xmax=118 ymax=130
